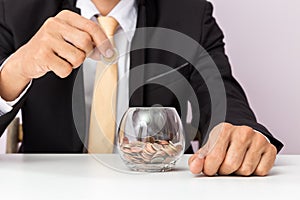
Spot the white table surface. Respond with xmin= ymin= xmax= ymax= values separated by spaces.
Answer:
xmin=0 ymin=154 xmax=299 ymax=200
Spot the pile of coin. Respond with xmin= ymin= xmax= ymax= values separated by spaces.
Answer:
xmin=120 ymin=136 xmax=183 ymax=164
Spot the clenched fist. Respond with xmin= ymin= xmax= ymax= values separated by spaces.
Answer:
xmin=189 ymin=123 xmax=277 ymax=176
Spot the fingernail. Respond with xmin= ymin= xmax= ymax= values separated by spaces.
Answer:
xmin=105 ymin=49 xmax=114 ymax=58
xmin=190 ymin=159 xmax=197 ymax=168
xmin=197 ymin=152 xmax=205 ymax=159
xmin=190 ymin=157 xmax=203 ymax=174
xmin=192 ymin=157 xmax=200 ymax=165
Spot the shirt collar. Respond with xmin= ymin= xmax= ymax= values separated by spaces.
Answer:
xmin=76 ymin=0 xmax=137 ymax=42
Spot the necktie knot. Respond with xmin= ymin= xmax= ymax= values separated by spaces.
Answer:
xmin=97 ymin=16 xmax=119 ymax=37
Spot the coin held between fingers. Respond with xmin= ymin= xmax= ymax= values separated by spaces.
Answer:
xmin=101 ymin=47 xmax=119 ymax=64
xmin=105 ymin=49 xmax=114 ymax=57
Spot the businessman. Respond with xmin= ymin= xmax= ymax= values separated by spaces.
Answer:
xmin=0 ymin=0 xmax=283 ymax=176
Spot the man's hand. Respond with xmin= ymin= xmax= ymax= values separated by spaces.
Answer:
xmin=0 ymin=10 xmax=112 ymax=101
xmin=188 ymin=123 xmax=277 ymax=176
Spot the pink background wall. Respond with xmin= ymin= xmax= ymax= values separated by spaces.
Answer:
xmin=210 ymin=0 xmax=300 ymax=154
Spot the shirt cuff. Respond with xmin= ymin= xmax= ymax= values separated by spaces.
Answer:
xmin=254 ymin=130 xmax=270 ymax=143
xmin=0 ymin=56 xmax=32 ymax=116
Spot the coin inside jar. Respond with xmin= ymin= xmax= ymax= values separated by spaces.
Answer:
xmin=120 ymin=138 xmax=183 ymax=165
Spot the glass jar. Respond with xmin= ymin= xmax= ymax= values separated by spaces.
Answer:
xmin=117 ymin=107 xmax=185 ymax=172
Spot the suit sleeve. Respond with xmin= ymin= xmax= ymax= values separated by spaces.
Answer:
xmin=190 ymin=1 xmax=283 ymax=152
xmin=0 ymin=1 xmax=28 ymax=136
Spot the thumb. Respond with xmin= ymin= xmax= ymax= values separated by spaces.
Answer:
xmin=188 ymin=124 xmax=223 ymax=175
xmin=189 ymin=152 xmax=205 ymax=175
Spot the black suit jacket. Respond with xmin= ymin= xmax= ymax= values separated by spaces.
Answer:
xmin=0 ymin=0 xmax=283 ymax=153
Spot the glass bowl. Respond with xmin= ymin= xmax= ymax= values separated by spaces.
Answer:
xmin=117 ymin=107 xmax=185 ymax=172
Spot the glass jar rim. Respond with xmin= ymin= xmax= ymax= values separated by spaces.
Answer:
xmin=127 ymin=107 xmax=177 ymax=110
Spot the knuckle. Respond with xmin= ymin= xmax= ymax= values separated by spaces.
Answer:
xmin=260 ymin=135 xmax=269 ymax=146
xmin=255 ymin=168 xmax=268 ymax=176
xmin=39 ymin=35 xmax=48 ymax=44
xmin=219 ymin=164 xmax=231 ymax=175
xmin=267 ymin=144 xmax=277 ymax=156
xmin=253 ymin=134 xmax=269 ymax=148
xmin=220 ymin=153 xmax=243 ymax=174
xmin=68 ymin=53 xmax=85 ymax=68
xmin=202 ymin=154 xmax=221 ymax=176
xmin=203 ymin=168 xmax=217 ymax=176
xmin=238 ymin=134 xmax=249 ymax=145
xmin=34 ymin=66 xmax=47 ymax=75
xmin=59 ymin=65 xmax=72 ymax=78
xmin=39 ymin=33 xmax=54 ymax=46
xmin=222 ymin=161 xmax=239 ymax=174
xmin=73 ymin=51 xmax=86 ymax=67
xmin=230 ymin=159 xmax=241 ymax=170
xmin=238 ymin=165 xmax=254 ymax=176
xmin=237 ymin=126 xmax=254 ymax=144
xmin=222 ymin=123 xmax=233 ymax=133
xmin=81 ymin=36 xmax=90 ymax=47
xmin=219 ymin=124 xmax=232 ymax=139
xmin=44 ymin=17 xmax=58 ymax=28
xmin=219 ymin=130 xmax=230 ymax=139
xmin=270 ymin=144 xmax=277 ymax=154
xmin=39 ymin=48 xmax=51 ymax=61
xmin=80 ymin=33 xmax=92 ymax=50
xmin=42 ymin=18 xmax=63 ymax=37
xmin=85 ymin=21 xmax=99 ymax=33
xmin=52 ymin=61 xmax=72 ymax=78
xmin=241 ymin=126 xmax=253 ymax=135
xmin=57 ymin=10 xmax=71 ymax=18
xmin=207 ymin=148 xmax=224 ymax=163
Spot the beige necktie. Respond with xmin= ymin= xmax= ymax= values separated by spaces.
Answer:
xmin=88 ymin=16 xmax=119 ymax=153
